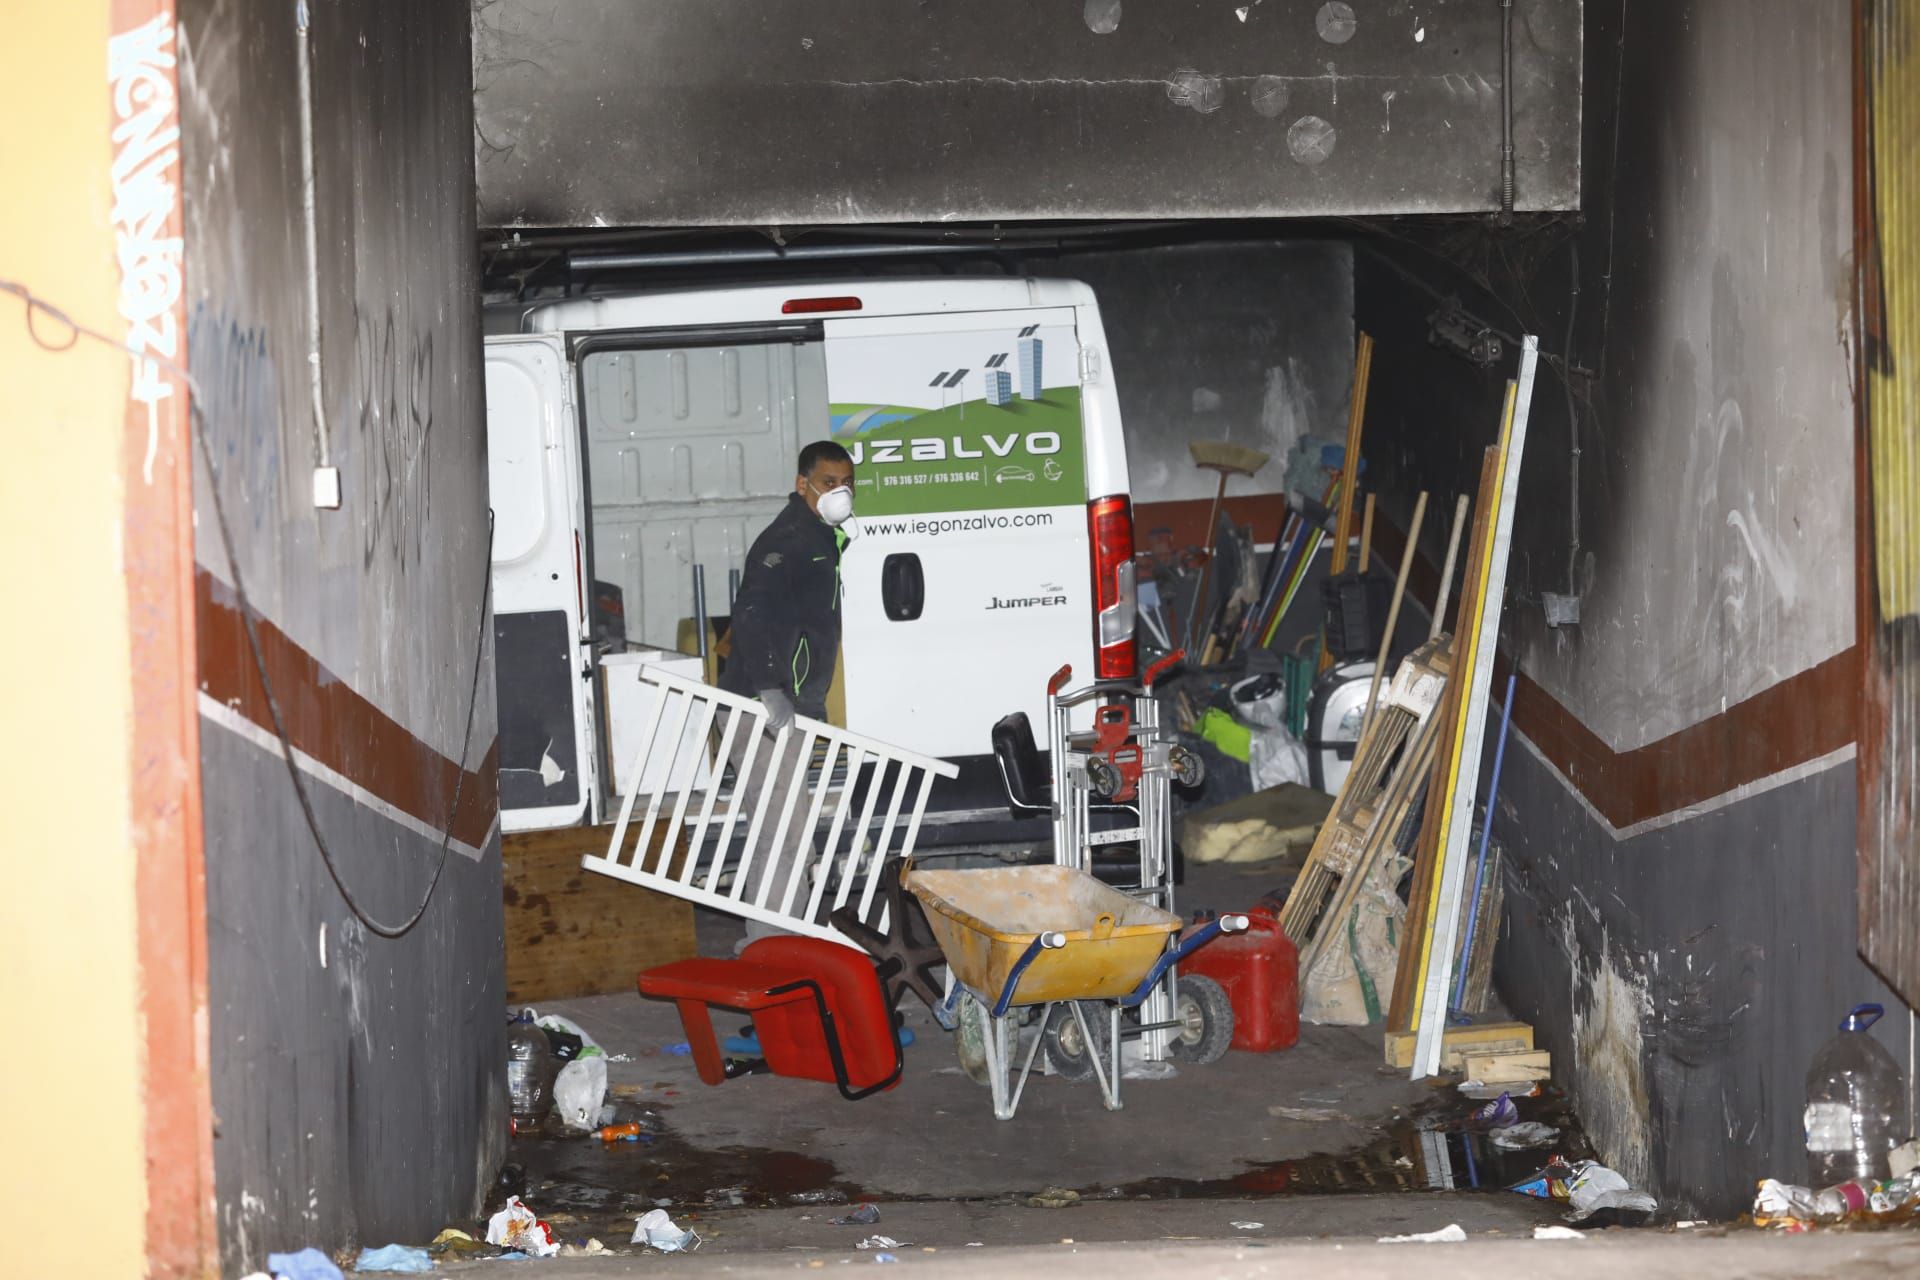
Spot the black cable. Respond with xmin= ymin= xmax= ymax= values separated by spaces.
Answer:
xmin=6 ymin=275 xmax=494 ymax=938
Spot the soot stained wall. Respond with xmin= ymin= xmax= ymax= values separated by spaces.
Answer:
xmin=179 ymin=0 xmax=504 ymax=1268
xmin=1355 ymin=0 xmax=1900 ymax=1217
xmin=473 ymin=0 xmax=1582 ymax=228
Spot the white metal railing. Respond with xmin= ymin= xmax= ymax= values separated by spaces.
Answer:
xmin=583 ymin=664 xmax=959 ymax=945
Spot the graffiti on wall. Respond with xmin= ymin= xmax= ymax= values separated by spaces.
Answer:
xmin=109 ymin=12 xmax=185 ymax=483
xmin=354 ymin=304 xmax=435 ymax=571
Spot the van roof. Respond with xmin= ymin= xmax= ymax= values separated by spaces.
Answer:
xmin=522 ymin=277 xmax=1099 ymax=333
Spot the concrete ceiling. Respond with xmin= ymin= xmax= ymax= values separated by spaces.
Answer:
xmin=473 ymin=0 xmax=1581 ymax=230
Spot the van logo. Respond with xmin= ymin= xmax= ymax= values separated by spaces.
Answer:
xmin=848 ymin=432 xmax=1062 ymax=467
xmin=986 ymin=594 xmax=1069 ymax=611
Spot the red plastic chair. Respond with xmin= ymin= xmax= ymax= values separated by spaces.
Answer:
xmin=637 ymin=936 xmax=903 ymax=1100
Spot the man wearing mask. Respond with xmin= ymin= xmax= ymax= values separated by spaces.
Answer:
xmin=718 ymin=440 xmax=856 ymax=939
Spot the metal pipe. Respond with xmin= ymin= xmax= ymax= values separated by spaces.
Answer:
xmin=569 ymin=241 xmax=1026 ymax=273
xmin=1499 ymin=0 xmax=1517 ymax=222
xmin=692 ymin=564 xmax=709 ymax=660
xmin=294 ymin=2 xmax=336 ymax=487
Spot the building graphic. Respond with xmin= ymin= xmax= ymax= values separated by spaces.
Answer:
xmin=1017 ymin=335 xmax=1043 ymax=399
xmin=985 ymin=369 xmax=1013 ymax=405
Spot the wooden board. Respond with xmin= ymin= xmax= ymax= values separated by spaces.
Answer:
xmin=504 ymin=822 xmax=697 ymax=1003
xmin=1462 ymin=1048 xmax=1551 ymax=1083
xmin=1383 ymin=1019 xmax=1533 ymax=1070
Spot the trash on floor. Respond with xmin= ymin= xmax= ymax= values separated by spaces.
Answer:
xmin=1566 ymin=1161 xmax=1657 ymax=1225
xmin=1027 ymin=1186 xmax=1081 ymax=1209
xmin=1533 ymin=1225 xmax=1586 ymax=1240
xmin=632 ymin=1208 xmax=701 ymax=1252
xmin=506 ymin=1009 xmax=560 ymax=1134
xmin=558 ymin=1239 xmax=612 ymax=1258
xmin=486 ymin=1195 xmax=561 ymax=1258
xmin=830 ymin=1203 xmax=882 ymax=1226
xmin=428 ymin=1227 xmax=484 ymax=1257
xmin=1752 ymin=1173 xmax=1920 ymax=1229
xmin=352 ymin=1243 xmax=433 ymax=1273
xmin=1268 ymin=1105 xmax=1350 ymax=1123
xmin=553 ymin=1052 xmax=609 ymax=1131
xmin=1509 ymin=1157 xmax=1575 ymax=1201
xmin=266 ymin=1248 xmax=343 ymax=1280
xmin=1230 ymin=1220 xmax=1264 ymax=1230
xmin=1467 ymin=1092 xmax=1519 ymax=1129
xmin=856 ymin=1235 xmax=904 ymax=1251
xmin=1490 ymin=1121 xmax=1561 ymax=1150
xmin=1378 ymin=1223 xmax=1467 ymax=1243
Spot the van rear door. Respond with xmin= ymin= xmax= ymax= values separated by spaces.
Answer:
xmin=826 ymin=308 xmax=1094 ymax=759
xmin=485 ymin=335 xmax=597 ymax=831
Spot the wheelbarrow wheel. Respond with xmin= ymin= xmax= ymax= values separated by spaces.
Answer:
xmin=1043 ymin=1001 xmax=1112 ymax=1082
xmin=1166 ymin=975 xmax=1234 ymax=1066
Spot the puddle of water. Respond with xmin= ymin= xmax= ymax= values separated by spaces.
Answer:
xmin=1102 ymin=1102 xmax=1595 ymax=1198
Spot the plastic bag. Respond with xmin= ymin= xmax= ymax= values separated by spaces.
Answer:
xmin=486 ymin=1196 xmax=560 ymax=1258
xmin=1301 ymin=855 xmax=1407 ymax=1025
xmin=553 ymin=1054 xmax=608 ymax=1131
xmin=1233 ymin=675 xmax=1310 ymax=791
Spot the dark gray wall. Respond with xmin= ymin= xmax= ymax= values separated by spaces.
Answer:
xmin=1496 ymin=748 xmax=1903 ymax=1219
xmin=473 ymin=0 xmax=1582 ymax=228
xmin=1354 ymin=0 xmax=1900 ymax=1218
xmin=179 ymin=0 xmax=504 ymax=1269
xmin=1051 ymin=241 xmax=1354 ymax=504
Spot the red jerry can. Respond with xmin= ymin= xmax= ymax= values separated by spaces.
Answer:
xmin=1179 ymin=902 xmax=1299 ymax=1053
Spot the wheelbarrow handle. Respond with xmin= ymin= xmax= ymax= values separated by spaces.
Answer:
xmin=991 ymin=931 xmax=1066 ymax=1019
xmin=1119 ymin=915 xmax=1248 ymax=1008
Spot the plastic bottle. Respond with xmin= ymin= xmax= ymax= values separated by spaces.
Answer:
xmin=506 ymin=1009 xmax=556 ymax=1133
xmin=1805 ymin=1003 xmax=1909 ymax=1184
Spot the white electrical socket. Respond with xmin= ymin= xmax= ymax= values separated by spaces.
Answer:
xmin=312 ymin=466 xmax=341 ymax=510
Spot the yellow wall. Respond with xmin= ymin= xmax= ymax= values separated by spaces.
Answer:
xmin=0 ymin=4 xmax=150 ymax=1275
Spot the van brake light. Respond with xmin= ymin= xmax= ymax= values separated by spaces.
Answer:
xmin=1088 ymin=495 xmax=1137 ymax=679
xmin=781 ymin=296 xmax=863 ymax=314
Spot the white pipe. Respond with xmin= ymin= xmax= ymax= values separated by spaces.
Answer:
xmin=295 ymin=1 xmax=336 ymax=500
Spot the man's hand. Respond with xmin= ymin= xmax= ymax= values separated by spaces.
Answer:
xmin=757 ymin=688 xmax=796 ymax=733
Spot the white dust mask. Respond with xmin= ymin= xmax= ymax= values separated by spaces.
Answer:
xmin=815 ymin=484 xmax=854 ymax=527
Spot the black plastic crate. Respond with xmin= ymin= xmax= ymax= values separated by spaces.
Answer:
xmin=1319 ymin=570 xmax=1393 ymax=661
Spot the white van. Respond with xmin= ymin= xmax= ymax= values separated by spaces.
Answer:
xmin=484 ymin=278 xmax=1136 ymax=834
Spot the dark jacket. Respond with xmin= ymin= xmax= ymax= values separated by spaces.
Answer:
xmin=719 ymin=492 xmax=846 ymax=718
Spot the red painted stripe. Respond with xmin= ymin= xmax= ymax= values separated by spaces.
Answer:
xmin=196 ymin=569 xmax=500 ymax=850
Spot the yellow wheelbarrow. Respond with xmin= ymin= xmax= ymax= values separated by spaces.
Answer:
xmin=907 ymin=864 xmax=1246 ymax=1119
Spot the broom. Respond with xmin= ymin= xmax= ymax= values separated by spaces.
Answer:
xmin=1186 ymin=440 xmax=1270 ymax=657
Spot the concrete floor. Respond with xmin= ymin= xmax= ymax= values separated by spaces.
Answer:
xmin=450 ymin=858 xmax=1920 ymax=1272
xmin=435 ymin=1231 xmax=1920 ymax=1278
xmin=482 ymin=861 xmax=1606 ymax=1256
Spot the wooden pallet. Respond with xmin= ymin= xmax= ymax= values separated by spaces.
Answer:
xmin=1281 ymin=634 xmax=1453 ymax=974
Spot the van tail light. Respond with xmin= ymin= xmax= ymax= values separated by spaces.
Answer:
xmin=1088 ymin=494 xmax=1137 ymax=679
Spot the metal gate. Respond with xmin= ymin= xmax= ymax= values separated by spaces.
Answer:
xmin=584 ymin=664 xmax=959 ymax=944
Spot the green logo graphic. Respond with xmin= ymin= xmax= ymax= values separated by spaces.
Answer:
xmin=832 ymin=388 xmax=1087 ymax=516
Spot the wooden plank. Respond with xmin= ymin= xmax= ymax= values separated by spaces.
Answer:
xmin=503 ymin=822 xmax=697 ymax=1003
xmin=1388 ymin=449 xmax=1498 ymax=1030
xmin=1384 ymin=1020 xmax=1534 ymax=1070
xmin=1414 ymin=345 xmax=1539 ymax=1077
xmin=1462 ymin=1049 xmax=1552 ymax=1083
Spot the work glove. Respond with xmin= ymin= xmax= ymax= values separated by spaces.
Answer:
xmin=757 ymin=687 xmax=796 ymax=733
